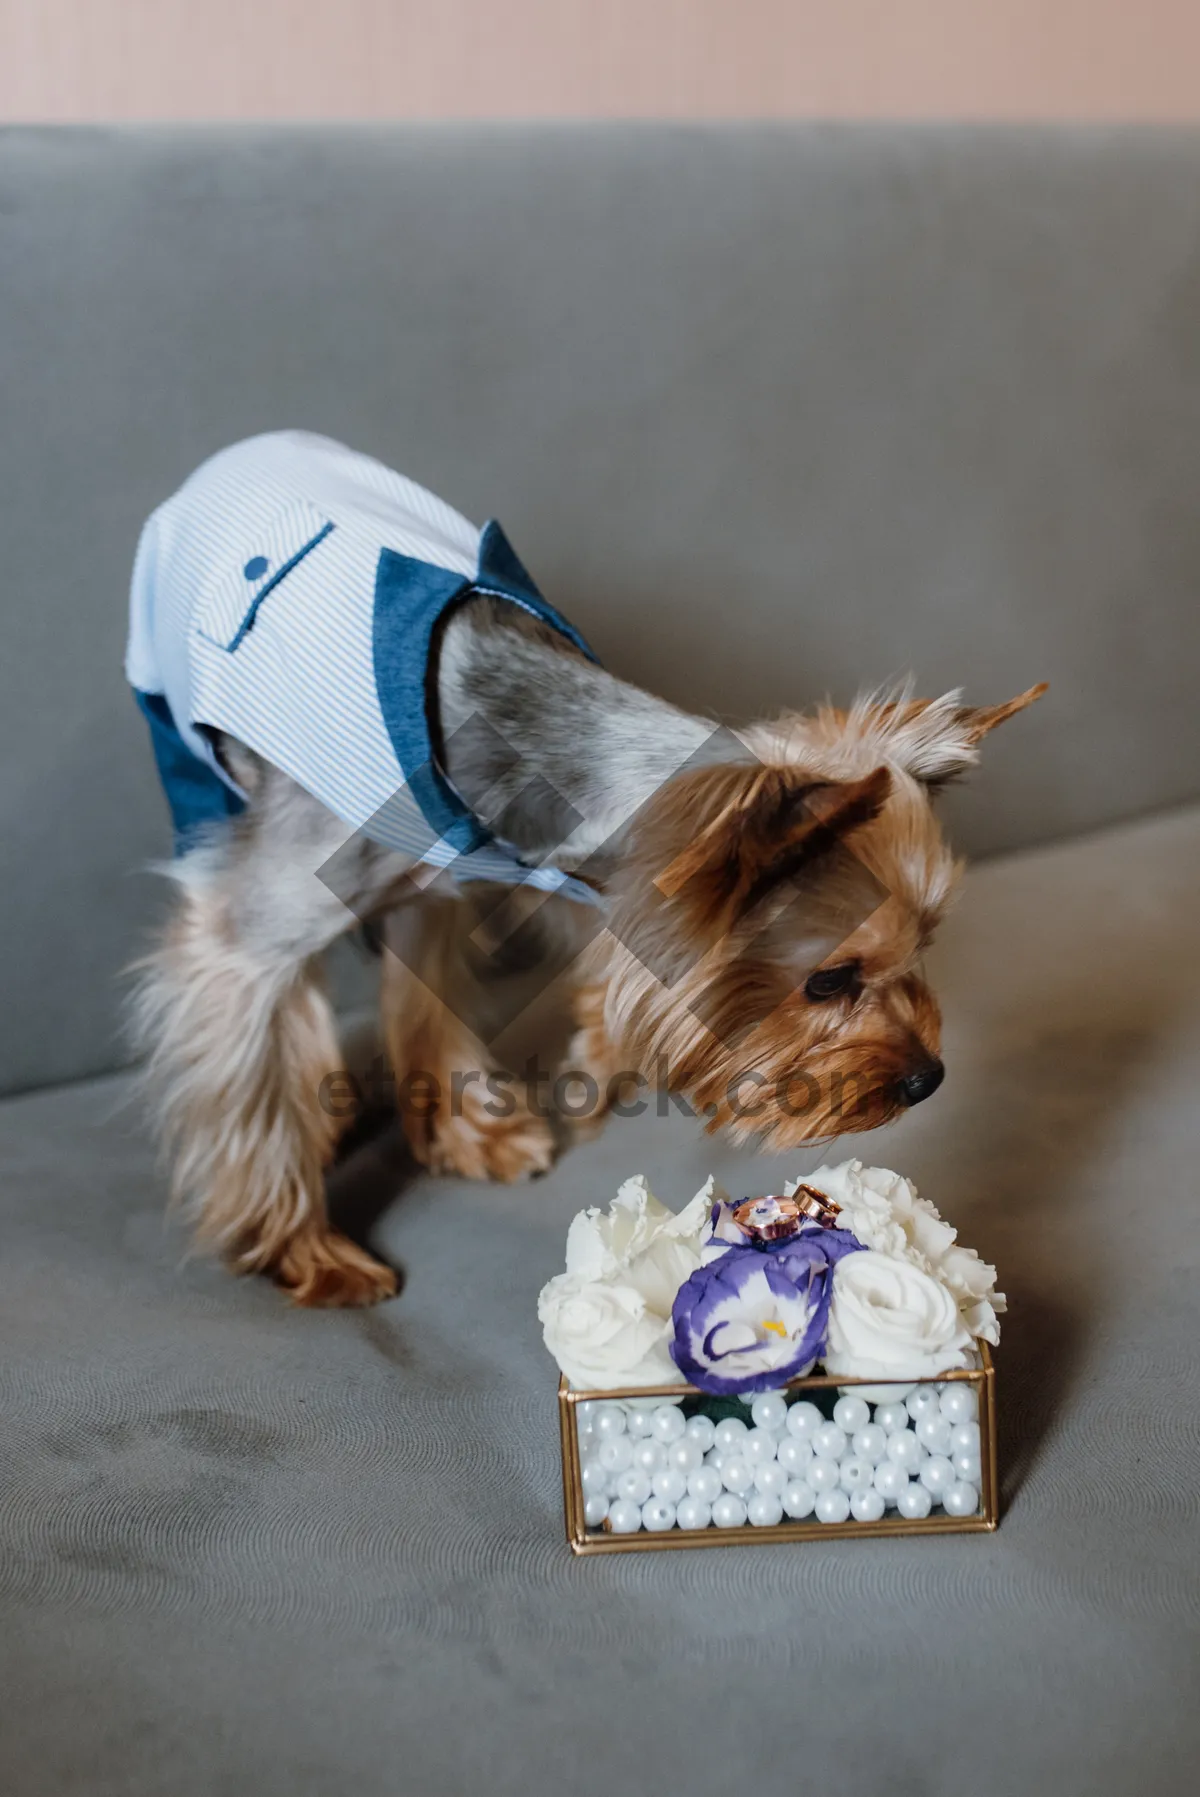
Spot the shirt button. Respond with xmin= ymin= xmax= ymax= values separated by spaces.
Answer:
xmin=243 ymin=555 xmax=269 ymax=580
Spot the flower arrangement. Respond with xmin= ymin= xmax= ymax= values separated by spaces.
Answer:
xmin=543 ymin=1165 xmax=1003 ymax=1544
xmin=539 ymin=1162 xmax=1003 ymax=1397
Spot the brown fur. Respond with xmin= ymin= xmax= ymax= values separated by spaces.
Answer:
xmin=131 ymin=876 xmax=397 ymax=1306
xmin=380 ymin=901 xmax=556 ymax=1181
xmin=134 ymin=684 xmax=1042 ymax=1305
xmin=568 ymin=691 xmax=1044 ymax=1153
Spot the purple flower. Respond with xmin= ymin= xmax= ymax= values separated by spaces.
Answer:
xmin=670 ymin=1232 xmax=863 ymax=1396
xmin=704 ymin=1199 xmax=751 ymax=1257
xmin=780 ymin=1224 xmax=866 ymax=1271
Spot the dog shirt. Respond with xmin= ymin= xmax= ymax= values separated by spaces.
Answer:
xmin=125 ymin=431 xmax=601 ymax=903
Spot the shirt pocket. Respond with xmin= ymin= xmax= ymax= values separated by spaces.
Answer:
xmin=195 ymin=501 xmax=335 ymax=652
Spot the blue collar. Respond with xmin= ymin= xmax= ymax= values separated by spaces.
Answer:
xmin=372 ymin=521 xmax=598 ymax=855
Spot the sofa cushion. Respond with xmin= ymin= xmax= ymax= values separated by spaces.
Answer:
xmin=1 ymin=800 xmax=1198 ymax=1795
xmin=5 ymin=125 xmax=1200 ymax=1091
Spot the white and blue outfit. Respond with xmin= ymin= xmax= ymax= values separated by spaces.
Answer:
xmin=125 ymin=432 xmax=599 ymax=900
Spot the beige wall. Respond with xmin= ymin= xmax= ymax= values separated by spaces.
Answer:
xmin=3 ymin=0 xmax=1200 ymax=122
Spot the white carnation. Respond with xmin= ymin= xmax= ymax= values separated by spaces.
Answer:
xmin=540 ymin=1175 xmax=711 ymax=1390
xmin=786 ymin=1160 xmax=1005 ymax=1348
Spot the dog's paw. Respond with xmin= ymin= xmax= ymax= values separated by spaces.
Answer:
xmin=408 ymin=1085 xmax=556 ymax=1183
xmin=273 ymin=1227 xmax=399 ymax=1308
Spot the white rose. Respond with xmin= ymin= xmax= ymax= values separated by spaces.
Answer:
xmin=541 ymin=1174 xmax=712 ymax=1389
xmin=787 ymin=1160 xmax=1005 ymax=1347
xmin=538 ymin=1274 xmax=680 ymax=1390
xmin=824 ymin=1250 xmax=976 ymax=1382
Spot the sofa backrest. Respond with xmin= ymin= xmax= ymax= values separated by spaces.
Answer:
xmin=3 ymin=124 xmax=1199 ymax=1093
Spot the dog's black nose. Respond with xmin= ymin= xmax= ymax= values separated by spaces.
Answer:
xmin=897 ymin=1061 xmax=945 ymax=1107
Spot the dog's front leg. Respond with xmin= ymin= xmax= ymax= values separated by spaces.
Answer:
xmin=561 ymin=972 xmax=630 ymax=1140
xmin=381 ymin=900 xmax=556 ymax=1181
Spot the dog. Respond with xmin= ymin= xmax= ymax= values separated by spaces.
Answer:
xmin=127 ymin=431 xmax=1044 ymax=1307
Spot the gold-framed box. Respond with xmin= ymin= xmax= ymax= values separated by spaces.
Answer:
xmin=559 ymin=1343 xmax=998 ymax=1554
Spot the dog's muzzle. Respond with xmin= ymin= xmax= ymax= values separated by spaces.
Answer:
xmin=895 ymin=1060 xmax=945 ymax=1107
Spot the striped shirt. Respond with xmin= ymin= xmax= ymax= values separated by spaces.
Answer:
xmin=125 ymin=431 xmax=601 ymax=903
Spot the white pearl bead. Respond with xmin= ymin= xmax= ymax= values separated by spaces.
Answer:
xmin=942 ymin=1481 xmax=980 ymax=1517
xmin=631 ymin=1439 xmax=665 ymax=1476
xmin=597 ymin=1436 xmax=634 ymax=1474
xmin=711 ymin=1493 xmax=748 ymax=1528
xmin=950 ymin=1421 xmax=982 ymax=1456
xmin=874 ymin=1402 xmax=911 ymax=1434
xmin=624 ymin=1405 xmax=656 ymax=1438
xmin=938 ymin=1384 xmax=978 ymax=1424
xmin=748 ymin=1491 xmax=784 ymax=1527
xmin=905 ymin=1387 xmax=940 ymax=1423
xmin=593 ymin=1403 xmax=628 ymax=1438
xmin=776 ymin=1437 xmax=812 ymax=1476
xmin=953 ymin=1451 xmax=982 ymax=1485
xmin=850 ymin=1487 xmax=886 ymax=1523
xmin=581 ymin=1460 xmax=609 ymax=1495
xmin=896 ymin=1481 xmax=932 ymax=1520
xmin=808 ymin=1458 xmax=841 ymax=1492
xmin=838 ymin=1456 xmax=876 ymax=1494
xmin=704 ymin=1447 xmax=724 ymax=1472
xmin=750 ymin=1392 xmax=789 ymax=1432
xmin=684 ymin=1414 xmax=716 ymax=1453
xmin=852 ymin=1424 xmax=888 ymax=1464
xmin=651 ymin=1405 xmax=686 ymax=1443
xmin=720 ymin=1456 xmax=754 ymax=1495
xmin=812 ymin=1423 xmax=848 ymax=1460
xmin=676 ymin=1496 xmax=712 ymax=1531
xmin=916 ymin=1415 xmax=954 ymax=1456
xmin=688 ymin=1464 xmax=724 ymax=1505
xmin=652 ymin=1466 xmax=689 ymax=1504
xmin=918 ymin=1455 xmax=956 ymax=1497
xmin=641 ymin=1496 xmax=677 ymax=1531
xmin=613 ymin=1467 xmax=653 ymax=1505
xmin=782 ymin=1479 xmax=816 ymax=1518
xmin=607 ymin=1497 xmax=643 ymax=1533
xmin=754 ymin=1461 xmax=788 ymax=1499
xmin=576 ymin=1401 xmax=596 ymax=1425
xmin=872 ymin=1460 xmax=908 ymax=1502
xmin=815 ymin=1488 xmax=852 ymax=1524
xmin=713 ymin=1417 xmax=749 ymax=1454
xmin=885 ymin=1430 xmax=922 ymax=1471
xmin=742 ymin=1427 xmax=778 ymax=1467
xmin=785 ymin=1401 xmax=824 ymax=1441
xmin=584 ymin=1494 xmax=609 ymax=1528
xmin=668 ymin=1438 xmax=703 ymax=1476
xmin=832 ymin=1395 xmax=871 ymax=1433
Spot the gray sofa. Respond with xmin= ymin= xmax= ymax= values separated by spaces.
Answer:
xmin=2 ymin=126 xmax=1198 ymax=1796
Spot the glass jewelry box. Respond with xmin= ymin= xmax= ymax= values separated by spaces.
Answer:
xmin=558 ymin=1345 xmax=997 ymax=1555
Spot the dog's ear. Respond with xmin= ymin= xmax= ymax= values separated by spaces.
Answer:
xmin=654 ymin=764 xmax=891 ymax=907
xmin=745 ymin=768 xmax=892 ymax=908
xmin=874 ymin=683 xmax=1047 ymax=785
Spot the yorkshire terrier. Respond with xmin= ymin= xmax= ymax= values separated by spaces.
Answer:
xmin=127 ymin=431 xmax=1044 ymax=1306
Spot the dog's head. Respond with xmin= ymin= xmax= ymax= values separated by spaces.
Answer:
xmin=600 ymin=684 xmax=1045 ymax=1146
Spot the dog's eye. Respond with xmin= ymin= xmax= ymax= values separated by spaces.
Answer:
xmin=804 ymin=962 xmax=861 ymax=1002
